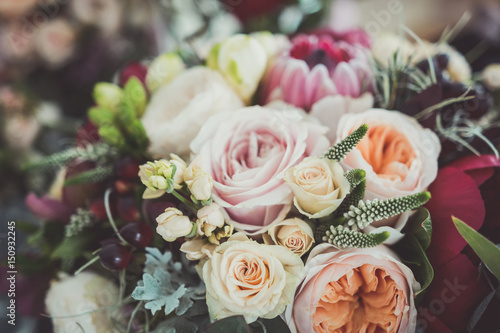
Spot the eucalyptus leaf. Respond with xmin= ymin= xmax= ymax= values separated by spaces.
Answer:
xmin=453 ymin=217 xmax=500 ymax=281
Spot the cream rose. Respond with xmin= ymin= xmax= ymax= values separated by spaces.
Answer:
xmin=285 ymin=244 xmax=419 ymax=333
xmin=142 ymin=67 xmax=243 ymax=157
xmin=483 ymin=63 xmax=500 ymax=90
xmin=337 ymin=109 xmax=440 ymax=200
xmin=284 ymin=157 xmax=350 ymax=218
xmin=156 ymin=208 xmax=194 ymax=242
xmin=45 ymin=272 xmax=119 ymax=333
xmin=263 ymin=218 xmax=314 ymax=257
xmin=202 ymin=233 xmax=304 ymax=323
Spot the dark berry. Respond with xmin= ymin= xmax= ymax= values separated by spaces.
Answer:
xmin=90 ymin=199 xmax=108 ymax=220
xmin=120 ymin=222 xmax=153 ymax=248
xmin=99 ymin=243 xmax=131 ymax=271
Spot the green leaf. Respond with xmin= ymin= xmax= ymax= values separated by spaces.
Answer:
xmin=403 ymin=207 xmax=432 ymax=250
xmin=453 ymin=217 xmax=500 ymax=281
xmin=206 ymin=316 xmax=251 ymax=333
xmin=15 ymin=220 xmax=39 ymax=234
xmin=124 ymin=77 xmax=147 ymax=117
xmin=63 ymin=165 xmax=114 ymax=186
xmin=116 ymin=97 xmax=137 ymax=132
xmin=250 ymin=317 xmax=292 ymax=333
xmin=393 ymin=208 xmax=434 ymax=299
xmin=88 ymin=106 xmax=115 ymax=127
xmin=51 ymin=232 xmax=93 ymax=260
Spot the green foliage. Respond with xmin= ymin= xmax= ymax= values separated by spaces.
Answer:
xmin=51 ymin=232 xmax=94 ymax=260
xmin=63 ymin=165 xmax=114 ymax=186
xmin=335 ymin=170 xmax=366 ymax=216
xmin=324 ymin=124 xmax=368 ymax=161
xmin=344 ymin=192 xmax=431 ymax=230
xmin=88 ymin=80 xmax=150 ymax=157
xmin=453 ymin=217 xmax=500 ymax=281
xmin=393 ymin=208 xmax=434 ymax=299
xmin=132 ymin=248 xmax=205 ymax=317
xmin=324 ymin=225 xmax=390 ymax=248
xmin=132 ymin=268 xmax=188 ymax=316
xmin=206 ymin=315 xmax=292 ymax=333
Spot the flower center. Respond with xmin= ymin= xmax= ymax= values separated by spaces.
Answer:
xmin=313 ymin=264 xmax=404 ymax=333
xmin=289 ymin=35 xmax=351 ymax=71
xmin=356 ymin=124 xmax=416 ymax=181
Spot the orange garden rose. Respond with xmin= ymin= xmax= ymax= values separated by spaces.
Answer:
xmin=285 ymin=244 xmax=419 ymax=333
xmin=336 ymin=109 xmax=440 ymax=201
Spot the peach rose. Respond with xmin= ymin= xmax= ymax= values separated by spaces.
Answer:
xmin=285 ymin=244 xmax=419 ymax=333
xmin=284 ymin=157 xmax=350 ymax=219
xmin=263 ymin=218 xmax=314 ymax=257
xmin=202 ymin=233 xmax=304 ymax=323
xmin=336 ymin=109 xmax=440 ymax=200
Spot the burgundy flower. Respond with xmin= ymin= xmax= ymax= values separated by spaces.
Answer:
xmin=419 ymin=155 xmax=500 ymax=332
xmin=260 ymin=31 xmax=373 ymax=111
xmin=118 ymin=61 xmax=148 ymax=87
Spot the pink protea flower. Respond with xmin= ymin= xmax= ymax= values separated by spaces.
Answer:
xmin=261 ymin=30 xmax=373 ymax=111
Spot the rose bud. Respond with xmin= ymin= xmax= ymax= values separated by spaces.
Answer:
xmin=184 ymin=156 xmax=213 ymax=202
xmin=263 ymin=218 xmax=315 ymax=257
xmin=156 ymin=207 xmax=194 ymax=242
xmin=195 ymin=203 xmax=225 ymax=238
xmin=146 ymin=52 xmax=185 ymax=92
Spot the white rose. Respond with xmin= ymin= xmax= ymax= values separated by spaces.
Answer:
xmin=284 ymin=157 xmax=350 ymax=218
xmin=207 ymin=34 xmax=268 ymax=103
xmin=263 ymin=218 xmax=315 ymax=256
xmin=141 ymin=67 xmax=243 ymax=157
xmin=45 ymin=272 xmax=119 ymax=333
xmin=202 ymin=233 xmax=304 ymax=323
xmin=156 ymin=208 xmax=194 ymax=242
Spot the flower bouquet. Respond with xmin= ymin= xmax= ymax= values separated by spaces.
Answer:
xmin=17 ymin=25 xmax=500 ymax=333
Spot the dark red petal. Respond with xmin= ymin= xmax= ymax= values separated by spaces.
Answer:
xmin=422 ymin=254 xmax=490 ymax=332
xmin=425 ymin=167 xmax=485 ymax=269
xmin=448 ymin=154 xmax=500 ymax=186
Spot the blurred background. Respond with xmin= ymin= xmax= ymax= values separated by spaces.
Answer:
xmin=1 ymin=0 xmax=499 ymax=331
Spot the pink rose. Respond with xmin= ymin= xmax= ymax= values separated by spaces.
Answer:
xmin=285 ymin=244 xmax=419 ymax=333
xmin=190 ymin=106 xmax=330 ymax=235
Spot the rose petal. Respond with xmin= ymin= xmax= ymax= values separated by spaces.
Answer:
xmin=26 ymin=193 xmax=74 ymax=222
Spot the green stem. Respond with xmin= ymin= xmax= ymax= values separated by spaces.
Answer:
xmin=74 ymin=255 xmax=99 ymax=275
xmin=171 ymin=190 xmax=198 ymax=212
xmin=104 ymin=188 xmax=130 ymax=246
xmin=127 ymin=301 xmax=143 ymax=333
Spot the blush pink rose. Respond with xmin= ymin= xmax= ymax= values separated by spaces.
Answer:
xmin=190 ymin=106 xmax=330 ymax=235
xmin=285 ymin=244 xmax=419 ymax=333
